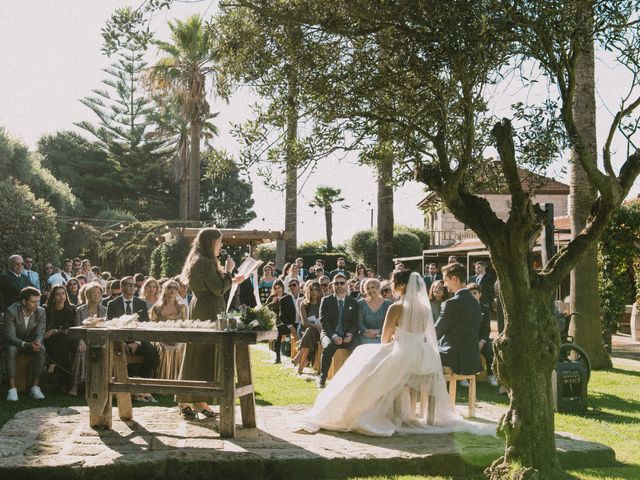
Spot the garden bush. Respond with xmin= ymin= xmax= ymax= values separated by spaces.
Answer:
xmin=347 ymin=227 xmax=426 ymax=271
xmin=0 ymin=180 xmax=61 ymax=267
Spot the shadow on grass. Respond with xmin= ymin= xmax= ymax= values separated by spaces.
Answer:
xmin=606 ymin=367 xmax=640 ymax=379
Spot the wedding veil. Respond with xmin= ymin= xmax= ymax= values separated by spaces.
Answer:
xmin=401 ymin=272 xmax=438 ymax=347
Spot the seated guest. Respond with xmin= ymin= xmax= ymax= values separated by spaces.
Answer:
xmin=23 ymin=256 xmax=40 ymax=288
xmin=46 ymin=267 xmax=66 ymax=287
xmin=140 ymin=277 xmax=160 ymax=308
xmin=423 ymin=263 xmax=443 ymax=293
xmin=293 ymin=281 xmax=323 ymax=375
xmin=44 ymin=285 xmax=77 ymax=392
xmin=317 ymin=273 xmax=360 ymax=388
xmin=284 ymin=264 xmax=301 ymax=294
xmin=107 ymin=276 xmax=159 ymax=390
xmin=40 ymin=262 xmax=54 ymax=291
xmin=305 ymin=259 xmax=324 ymax=280
xmin=318 ymin=275 xmax=332 ymax=297
xmin=60 ymin=258 xmax=74 ymax=283
xmin=76 ymin=275 xmax=87 ymax=287
xmin=0 ymin=255 xmax=29 ymax=311
xmin=354 ymin=263 xmax=367 ymax=283
xmin=4 ymin=287 xmax=46 ymax=401
xmin=73 ymin=282 xmax=106 ymax=396
xmin=365 ymin=268 xmax=375 ymax=278
xmin=428 ymin=279 xmax=447 ymax=323
xmin=467 ymin=282 xmax=498 ymax=386
xmin=358 ymin=278 xmax=393 ymax=344
xmin=81 ymin=259 xmax=95 ymax=282
xmin=279 ymin=262 xmax=291 ymax=282
xmin=294 ymin=257 xmax=306 ymax=282
xmin=380 ymin=280 xmax=394 ymax=301
xmin=102 ymin=279 xmax=121 ymax=307
xmin=265 ymin=279 xmax=296 ymax=364
xmin=174 ymin=276 xmax=191 ymax=318
xmin=330 ymin=257 xmax=350 ymax=280
xmin=149 ymin=280 xmax=187 ymax=380
xmin=435 ymin=263 xmax=482 ymax=375
xmin=258 ymin=264 xmax=277 ymax=304
xmin=65 ymin=278 xmax=81 ymax=305
xmin=134 ymin=273 xmax=145 ymax=296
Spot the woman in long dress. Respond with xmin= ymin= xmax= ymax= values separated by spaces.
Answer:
xmin=292 ymin=269 xmax=491 ymax=437
xmin=176 ymin=228 xmax=244 ymax=419
xmin=149 ymin=280 xmax=188 ymax=380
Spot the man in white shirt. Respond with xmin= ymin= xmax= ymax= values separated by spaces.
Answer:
xmin=3 ymin=286 xmax=47 ymax=401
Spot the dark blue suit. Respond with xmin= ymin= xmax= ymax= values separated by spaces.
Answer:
xmin=435 ymin=288 xmax=482 ymax=375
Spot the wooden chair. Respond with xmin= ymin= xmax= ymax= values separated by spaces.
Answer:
xmin=327 ymin=349 xmax=350 ymax=380
xmin=443 ymin=366 xmax=478 ymax=417
xmin=312 ymin=342 xmax=323 ymax=373
xmin=15 ymin=353 xmax=33 ymax=393
xmin=477 ymin=354 xmax=488 ymax=383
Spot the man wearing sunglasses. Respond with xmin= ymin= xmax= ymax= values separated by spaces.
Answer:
xmin=106 ymin=276 xmax=159 ymax=383
xmin=317 ymin=273 xmax=360 ymax=388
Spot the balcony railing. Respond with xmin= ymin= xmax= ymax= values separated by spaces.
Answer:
xmin=428 ymin=230 xmax=478 ymax=247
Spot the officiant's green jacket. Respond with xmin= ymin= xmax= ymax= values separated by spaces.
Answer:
xmin=177 ymin=257 xmax=232 ymax=403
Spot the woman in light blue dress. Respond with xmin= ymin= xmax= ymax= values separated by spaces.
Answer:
xmin=358 ymin=278 xmax=393 ymax=344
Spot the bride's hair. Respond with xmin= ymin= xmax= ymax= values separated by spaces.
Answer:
xmin=391 ymin=268 xmax=412 ymax=285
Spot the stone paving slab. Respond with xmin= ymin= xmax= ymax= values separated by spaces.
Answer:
xmin=0 ymin=404 xmax=615 ymax=480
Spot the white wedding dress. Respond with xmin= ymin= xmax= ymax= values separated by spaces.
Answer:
xmin=292 ymin=272 xmax=494 ymax=437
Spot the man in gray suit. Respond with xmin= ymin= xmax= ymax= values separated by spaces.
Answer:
xmin=4 ymin=286 xmax=47 ymax=401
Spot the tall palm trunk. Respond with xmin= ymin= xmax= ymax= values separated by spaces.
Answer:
xmin=189 ymin=119 xmax=201 ymax=222
xmin=179 ymin=176 xmax=189 ymax=221
xmin=324 ymin=204 xmax=333 ymax=252
xmin=568 ymin=12 xmax=611 ymax=368
xmin=284 ymin=67 xmax=299 ymax=261
xmin=377 ymin=130 xmax=394 ymax=277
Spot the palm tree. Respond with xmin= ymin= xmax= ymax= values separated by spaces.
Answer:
xmin=568 ymin=9 xmax=611 ymax=368
xmin=148 ymin=15 xmax=224 ymax=221
xmin=309 ymin=186 xmax=346 ymax=252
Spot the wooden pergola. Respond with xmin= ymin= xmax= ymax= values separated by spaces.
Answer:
xmin=162 ymin=228 xmax=287 ymax=259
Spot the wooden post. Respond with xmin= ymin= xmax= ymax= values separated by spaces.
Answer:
xmin=112 ymin=342 xmax=133 ymax=421
xmin=235 ymin=343 xmax=256 ymax=428
xmin=219 ymin=335 xmax=236 ymax=438
xmin=86 ymin=330 xmax=112 ymax=429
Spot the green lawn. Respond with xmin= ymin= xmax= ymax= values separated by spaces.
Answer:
xmin=1 ymin=346 xmax=638 ymax=480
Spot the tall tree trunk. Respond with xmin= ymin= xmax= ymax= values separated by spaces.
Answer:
xmin=377 ymin=134 xmax=394 ymax=277
xmin=283 ymin=68 xmax=299 ymax=261
xmin=488 ymin=248 xmax=563 ymax=479
xmin=178 ymin=175 xmax=189 ymax=221
xmin=189 ymin=119 xmax=201 ymax=222
xmin=325 ymin=205 xmax=333 ymax=252
xmin=568 ymin=13 xmax=611 ymax=368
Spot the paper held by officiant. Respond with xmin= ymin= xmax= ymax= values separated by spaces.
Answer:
xmin=226 ymin=256 xmax=263 ymax=311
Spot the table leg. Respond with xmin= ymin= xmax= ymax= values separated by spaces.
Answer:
xmin=219 ymin=336 xmax=236 ymax=438
xmin=112 ymin=342 xmax=133 ymax=421
xmin=86 ymin=330 xmax=112 ymax=429
xmin=235 ymin=343 xmax=256 ymax=428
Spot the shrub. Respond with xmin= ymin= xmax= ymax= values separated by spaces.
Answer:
xmin=297 ymin=240 xmax=327 ymax=255
xmin=150 ymin=237 xmax=192 ymax=279
xmin=97 ymin=221 xmax=165 ymax=276
xmin=0 ymin=180 xmax=61 ymax=267
xmin=60 ymin=222 xmax=100 ymax=260
xmin=256 ymin=243 xmax=276 ymax=263
xmin=347 ymin=227 xmax=426 ymax=271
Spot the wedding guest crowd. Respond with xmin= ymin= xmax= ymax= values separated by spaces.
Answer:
xmin=2 ymin=246 xmax=501 ymax=404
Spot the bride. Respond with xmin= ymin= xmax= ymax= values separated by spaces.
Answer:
xmin=292 ymin=269 xmax=491 ymax=437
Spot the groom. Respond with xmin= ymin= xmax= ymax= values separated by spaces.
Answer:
xmin=435 ymin=262 xmax=482 ymax=375
xmin=317 ymin=273 xmax=360 ymax=388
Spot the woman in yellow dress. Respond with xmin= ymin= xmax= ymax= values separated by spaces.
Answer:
xmin=149 ymin=280 xmax=188 ymax=380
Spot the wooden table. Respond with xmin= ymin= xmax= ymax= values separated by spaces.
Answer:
xmin=69 ymin=327 xmax=274 ymax=438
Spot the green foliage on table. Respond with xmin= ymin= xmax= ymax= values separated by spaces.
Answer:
xmin=598 ymin=199 xmax=640 ymax=333
xmin=245 ymin=305 xmax=276 ymax=331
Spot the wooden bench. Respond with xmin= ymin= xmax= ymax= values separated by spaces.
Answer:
xmin=443 ymin=366 xmax=478 ymax=417
xmin=15 ymin=353 xmax=33 ymax=393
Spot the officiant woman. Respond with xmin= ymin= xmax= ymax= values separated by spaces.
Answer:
xmin=176 ymin=228 xmax=244 ymax=419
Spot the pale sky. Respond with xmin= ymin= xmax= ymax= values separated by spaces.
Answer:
xmin=0 ymin=1 xmax=638 ymax=244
